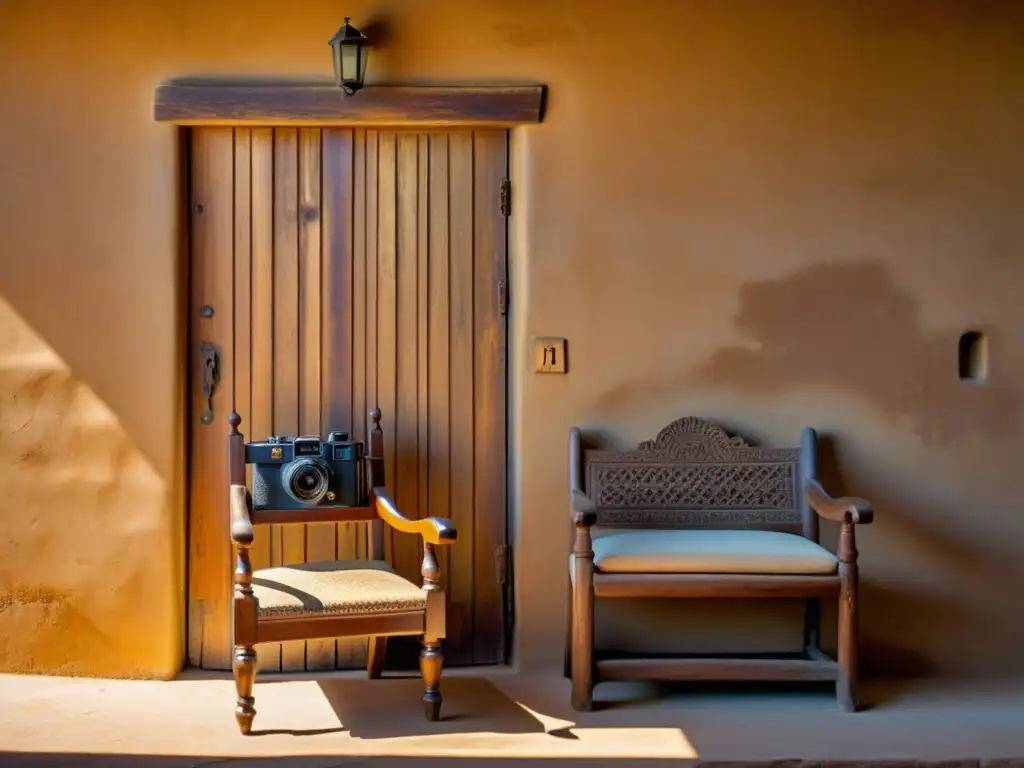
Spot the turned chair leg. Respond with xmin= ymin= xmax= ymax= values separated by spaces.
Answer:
xmin=420 ymin=639 xmax=444 ymax=721
xmin=367 ymin=636 xmax=387 ymax=679
xmin=837 ymin=522 xmax=860 ymax=712
xmin=233 ymin=645 xmax=257 ymax=734
xmin=564 ymin=574 xmax=573 ymax=679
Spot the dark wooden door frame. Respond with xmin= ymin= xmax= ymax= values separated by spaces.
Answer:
xmin=162 ymin=83 xmax=543 ymax=670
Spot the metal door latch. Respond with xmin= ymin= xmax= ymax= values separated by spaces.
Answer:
xmin=199 ymin=342 xmax=220 ymax=425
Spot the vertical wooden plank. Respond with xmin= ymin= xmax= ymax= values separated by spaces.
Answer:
xmin=377 ymin=133 xmax=398 ymax=565
xmin=351 ymin=129 xmax=369 ymax=573
xmin=234 ymin=128 xmax=267 ymax=596
xmin=427 ymin=133 xmax=452 ymax=643
xmin=323 ymin=128 xmax=363 ymax=670
xmin=233 ymin=129 xmax=252 ymax=452
xmin=298 ymin=128 xmax=323 ymax=440
xmin=394 ymin=133 xmax=421 ymax=586
xmin=273 ymin=127 xmax=306 ymax=672
xmin=299 ymin=128 xmax=335 ymax=671
xmin=188 ymin=127 xmax=235 ymax=671
xmin=366 ymin=130 xmax=379 ymax=460
xmin=349 ymin=130 xmax=370 ymax=669
xmin=249 ymin=127 xmax=280 ymax=672
xmin=322 ymin=131 xmax=354 ymax=473
xmin=472 ymin=130 xmax=509 ymax=664
xmin=417 ymin=134 xmax=430 ymax=589
xmin=447 ymin=130 xmax=476 ymax=666
xmin=365 ymin=130 xmax=385 ymax=568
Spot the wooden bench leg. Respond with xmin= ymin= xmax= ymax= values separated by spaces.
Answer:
xmin=570 ymin=527 xmax=595 ymax=711
xmin=233 ymin=645 xmax=257 ymax=734
xmin=564 ymin=574 xmax=573 ymax=679
xmin=837 ymin=522 xmax=859 ymax=712
xmin=570 ymin=592 xmax=594 ymax=710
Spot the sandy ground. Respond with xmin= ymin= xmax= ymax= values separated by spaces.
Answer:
xmin=1 ymin=667 xmax=1022 ymax=766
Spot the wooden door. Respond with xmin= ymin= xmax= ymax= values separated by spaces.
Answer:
xmin=187 ymin=127 xmax=509 ymax=672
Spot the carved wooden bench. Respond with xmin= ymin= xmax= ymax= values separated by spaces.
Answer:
xmin=566 ymin=417 xmax=873 ymax=712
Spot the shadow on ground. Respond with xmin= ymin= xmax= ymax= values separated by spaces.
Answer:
xmin=313 ymin=676 xmax=547 ymax=739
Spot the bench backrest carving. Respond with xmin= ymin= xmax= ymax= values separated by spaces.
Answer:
xmin=582 ymin=417 xmax=813 ymax=538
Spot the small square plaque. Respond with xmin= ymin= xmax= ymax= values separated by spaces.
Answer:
xmin=534 ymin=337 xmax=567 ymax=374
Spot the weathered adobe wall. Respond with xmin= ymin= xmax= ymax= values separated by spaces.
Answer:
xmin=1 ymin=0 xmax=1023 ymax=678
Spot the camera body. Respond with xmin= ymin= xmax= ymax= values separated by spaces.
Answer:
xmin=247 ymin=431 xmax=367 ymax=511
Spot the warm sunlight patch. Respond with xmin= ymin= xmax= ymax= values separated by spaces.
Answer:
xmin=0 ymin=298 xmax=176 ymax=679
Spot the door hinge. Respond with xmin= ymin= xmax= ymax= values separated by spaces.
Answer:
xmin=500 ymin=178 xmax=511 ymax=217
xmin=498 ymin=278 xmax=508 ymax=316
xmin=494 ymin=543 xmax=509 ymax=584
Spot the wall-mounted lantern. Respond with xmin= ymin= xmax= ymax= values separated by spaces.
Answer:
xmin=329 ymin=17 xmax=369 ymax=95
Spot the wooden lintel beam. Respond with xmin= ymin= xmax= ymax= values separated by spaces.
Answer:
xmin=154 ymin=83 xmax=545 ymax=126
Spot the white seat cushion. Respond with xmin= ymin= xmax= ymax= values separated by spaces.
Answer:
xmin=573 ymin=529 xmax=838 ymax=576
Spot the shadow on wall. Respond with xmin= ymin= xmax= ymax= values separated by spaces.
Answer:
xmin=693 ymin=260 xmax=1019 ymax=445
xmin=811 ymin=436 xmax=965 ymax=678
xmin=857 ymin=581 xmax=969 ymax=679
xmin=598 ymin=260 xmax=1020 ymax=446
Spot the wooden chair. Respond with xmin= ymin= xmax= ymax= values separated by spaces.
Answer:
xmin=566 ymin=417 xmax=874 ymax=712
xmin=228 ymin=407 xmax=457 ymax=734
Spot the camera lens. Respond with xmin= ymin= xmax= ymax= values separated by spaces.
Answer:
xmin=282 ymin=458 xmax=331 ymax=505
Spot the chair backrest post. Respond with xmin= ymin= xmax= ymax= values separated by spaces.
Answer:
xmin=366 ymin=407 xmax=386 ymax=560
xmin=228 ymin=411 xmax=245 ymax=486
xmin=800 ymin=426 xmax=820 ymax=542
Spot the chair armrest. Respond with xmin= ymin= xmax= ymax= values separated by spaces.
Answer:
xmin=571 ymin=489 xmax=598 ymax=527
xmin=229 ymin=484 xmax=255 ymax=545
xmin=372 ymin=487 xmax=457 ymax=545
xmin=804 ymin=478 xmax=874 ymax=525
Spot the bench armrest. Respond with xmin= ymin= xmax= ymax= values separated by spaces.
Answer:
xmin=804 ymin=478 xmax=874 ymax=525
xmin=571 ymin=489 xmax=598 ymax=527
xmin=229 ymin=484 xmax=255 ymax=545
xmin=372 ymin=487 xmax=457 ymax=545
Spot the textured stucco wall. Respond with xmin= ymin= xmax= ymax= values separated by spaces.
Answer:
xmin=1 ymin=0 xmax=1023 ymax=679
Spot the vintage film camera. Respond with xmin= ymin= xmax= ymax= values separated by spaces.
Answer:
xmin=246 ymin=431 xmax=367 ymax=510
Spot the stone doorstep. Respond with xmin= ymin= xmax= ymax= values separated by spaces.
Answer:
xmin=693 ymin=762 xmax=1024 ymax=768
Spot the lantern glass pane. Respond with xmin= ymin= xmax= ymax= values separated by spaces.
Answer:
xmin=341 ymin=44 xmax=359 ymax=84
xmin=331 ymin=44 xmax=343 ymax=86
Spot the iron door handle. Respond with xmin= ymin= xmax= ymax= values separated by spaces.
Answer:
xmin=199 ymin=341 xmax=220 ymax=425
